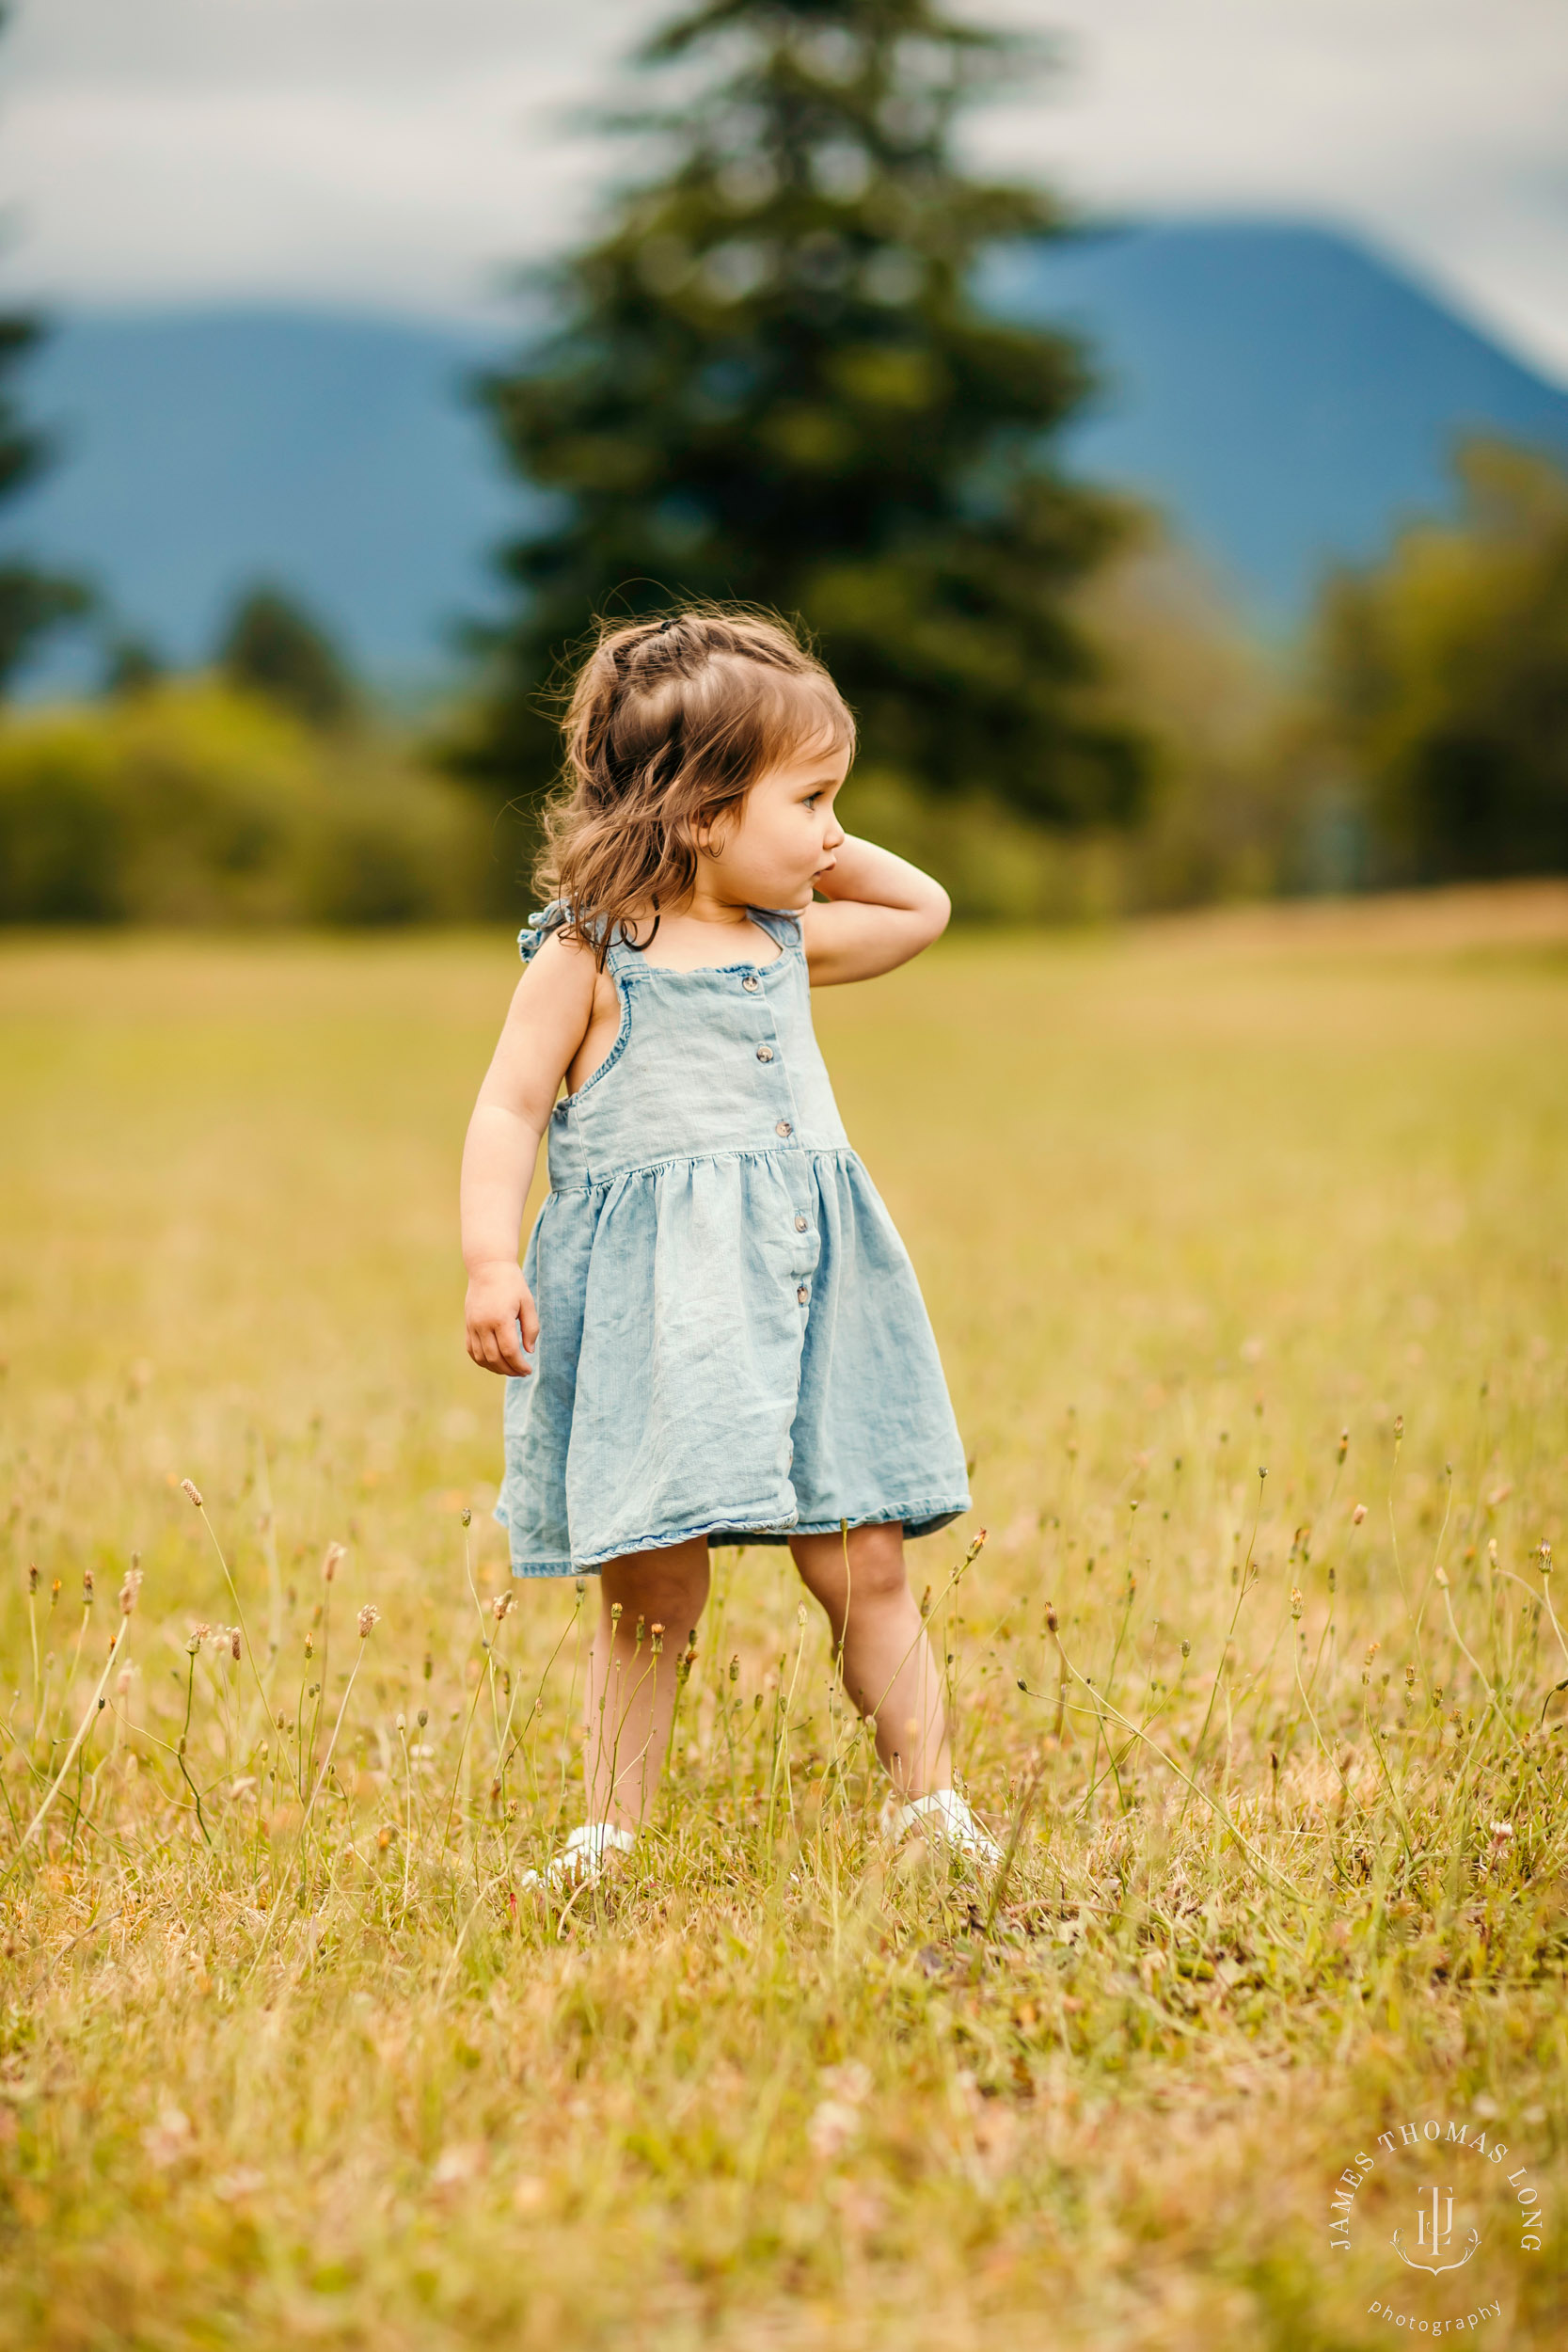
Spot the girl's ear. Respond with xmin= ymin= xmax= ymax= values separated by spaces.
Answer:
xmin=693 ymin=802 xmax=732 ymax=860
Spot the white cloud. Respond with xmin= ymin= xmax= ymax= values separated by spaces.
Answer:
xmin=2 ymin=0 xmax=1566 ymax=378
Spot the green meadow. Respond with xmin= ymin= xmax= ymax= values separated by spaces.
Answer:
xmin=1 ymin=893 xmax=1565 ymax=2349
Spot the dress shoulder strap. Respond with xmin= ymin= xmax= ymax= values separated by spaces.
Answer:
xmin=518 ymin=901 xmax=572 ymax=965
xmin=520 ymin=902 xmax=641 ymax=975
xmin=747 ymin=905 xmax=805 ymax=956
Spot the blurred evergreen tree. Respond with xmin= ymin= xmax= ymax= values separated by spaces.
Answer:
xmin=0 ymin=298 xmax=94 ymax=690
xmin=464 ymin=0 xmax=1144 ymax=834
xmin=102 ymin=632 xmax=166 ymax=699
xmin=217 ymin=583 xmax=356 ymax=729
xmin=1316 ymin=440 xmax=1568 ymax=882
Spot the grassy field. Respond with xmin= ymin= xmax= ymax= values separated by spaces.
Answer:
xmin=2 ymin=892 xmax=1566 ymax=2350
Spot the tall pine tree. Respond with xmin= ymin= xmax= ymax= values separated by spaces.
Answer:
xmin=0 ymin=9 xmax=90 ymax=691
xmin=466 ymin=0 xmax=1144 ymax=835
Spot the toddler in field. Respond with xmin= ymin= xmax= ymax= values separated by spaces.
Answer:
xmin=460 ymin=608 xmax=998 ymax=1884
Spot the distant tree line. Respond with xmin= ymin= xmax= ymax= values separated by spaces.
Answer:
xmin=1311 ymin=441 xmax=1568 ymax=884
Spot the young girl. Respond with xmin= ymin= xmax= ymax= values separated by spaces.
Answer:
xmin=460 ymin=609 xmax=998 ymax=1884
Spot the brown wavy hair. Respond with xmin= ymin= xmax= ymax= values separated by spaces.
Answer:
xmin=537 ymin=606 xmax=854 ymax=964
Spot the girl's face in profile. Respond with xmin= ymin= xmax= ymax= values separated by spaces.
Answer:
xmin=698 ymin=734 xmax=849 ymax=911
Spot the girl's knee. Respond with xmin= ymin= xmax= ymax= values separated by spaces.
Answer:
xmin=797 ymin=1524 xmax=909 ymax=1612
xmin=601 ymin=1545 xmax=710 ymax=1628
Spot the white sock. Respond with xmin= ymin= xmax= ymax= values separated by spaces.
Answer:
xmin=564 ymin=1821 xmax=634 ymax=1863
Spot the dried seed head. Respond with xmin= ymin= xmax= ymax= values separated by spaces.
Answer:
xmin=1489 ymin=1820 xmax=1513 ymax=1845
xmin=1403 ymin=1662 xmax=1416 ymax=1688
xmin=396 ymin=1711 xmax=406 ymax=1732
xmin=1541 ymin=1543 xmax=1553 ymax=1577
xmin=1487 ymin=1538 xmax=1498 ymax=1565
xmin=27 ymin=1564 xmax=38 ymax=1593
xmin=181 ymin=1478 xmax=203 ymax=1508
xmin=417 ymin=1708 xmax=428 ymax=1728
xmin=1338 ymin=1429 xmax=1349 ymax=1463
xmin=1393 ymin=1414 xmax=1404 ymax=1439
xmin=492 ymin=1591 xmax=514 ymax=1622
xmin=230 ymin=1627 xmax=242 ymax=1661
xmin=357 ymin=1604 xmax=380 ymax=1639
xmin=82 ymin=1569 xmax=94 ymax=1605
xmin=119 ymin=1567 xmax=143 ymax=1616
xmin=1291 ymin=1587 xmax=1303 ymax=1620
xmin=1433 ymin=1564 xmax=1449 ymax=1589
xmin=1352 ymin=1503 xmax=1368 ymax=1525
xmin=322 ymin=1542 xmax=346 ymax=1582
xmin=304 ymin=1631 xmax=314 ymax=1659
xmin=1046 ymin=1604 xmax=1059 ymax=1636
xmin=1365 ymin=1641 xmax=1381 ymax=1663
xmin=460 ymin=1507 xmax=472 ymax=1528
xmin=728 ymin=1654 xmax=739 ymax=1682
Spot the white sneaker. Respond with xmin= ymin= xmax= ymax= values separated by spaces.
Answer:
xmin=879 ymin=1788 xmax=1004 ymax=1867
xmin=518 ymin=1821 xmax=633 ymax=1892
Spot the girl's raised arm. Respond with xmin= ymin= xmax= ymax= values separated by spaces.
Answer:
xmin=460 ymin=934 xmax=595 ymax=1375
xmin=801 ymin=834 xmax=951 ymax=986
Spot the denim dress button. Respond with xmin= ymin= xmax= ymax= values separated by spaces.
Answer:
xmin=797 ymin=1285 xmax=810 ymax=1304
xmin=742 ymin=975 xmax=760 ymax=993
xmin=775 ymin=1119 xmax=792 ymax=1137
xmin=794 ymin=1215 xmax=807 ymax=1232
xmin=755 ymin=1044 xmax=774 ymax=1062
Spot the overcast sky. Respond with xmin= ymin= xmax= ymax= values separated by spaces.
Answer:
xmin=4 ymin=0 xmax=1566 ymax=381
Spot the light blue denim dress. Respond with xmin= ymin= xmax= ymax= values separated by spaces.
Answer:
xmin=496 ymin=903 xmax=971 ymax=1575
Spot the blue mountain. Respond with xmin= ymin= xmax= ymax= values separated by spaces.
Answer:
xmin=5 ymin=306 xmax=518 ymax=691
xmin=990 ymin=221 xmax=1568 ymax=628
xmin=5 ymin=220 xmax=1568 ymax=688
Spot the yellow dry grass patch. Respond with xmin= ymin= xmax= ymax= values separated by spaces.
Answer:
xmin=1 ymin=894 xmax=1565 ymax=2348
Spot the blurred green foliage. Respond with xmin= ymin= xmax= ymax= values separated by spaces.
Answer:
xmin=0 ymin=301 xmax=94 ymax=688
xmin=1312 ymin=439 xmax=1568 ymax=883
xmin=217 ymin=582 xmax=356 ymax=730
xmin=0 ymin=681 xmax=488 ymax=926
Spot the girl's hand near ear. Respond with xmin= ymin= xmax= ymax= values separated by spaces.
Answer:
xmin=803 ymin=834 xmax=951 ymax=985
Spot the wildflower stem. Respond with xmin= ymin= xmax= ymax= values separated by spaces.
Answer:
xmin=1049 ymin=1637 xmax=1307 ymax=1904
xmin=191 ymin=1497 xmax=291 ymax=1780
xmin=4 ymin=1632 xmax=132 ymax=1881
xmin=242 ymin=1643 xmax=369 ymax=1985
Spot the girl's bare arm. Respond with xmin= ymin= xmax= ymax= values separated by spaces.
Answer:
xmin=800 ymin=834 xmax=951 ymax=985
xmin=460 ymin=934 xmax=596 ymax=1375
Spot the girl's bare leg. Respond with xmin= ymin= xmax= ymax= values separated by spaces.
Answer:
xmin=586 ymin=1538 xmax=710 ymax=1830
xmin=789 ymin=1522 xmax=950 ymax=1797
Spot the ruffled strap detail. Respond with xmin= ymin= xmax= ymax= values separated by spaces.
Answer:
xmin=518 ymin=900 xmax=573 ymax=965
